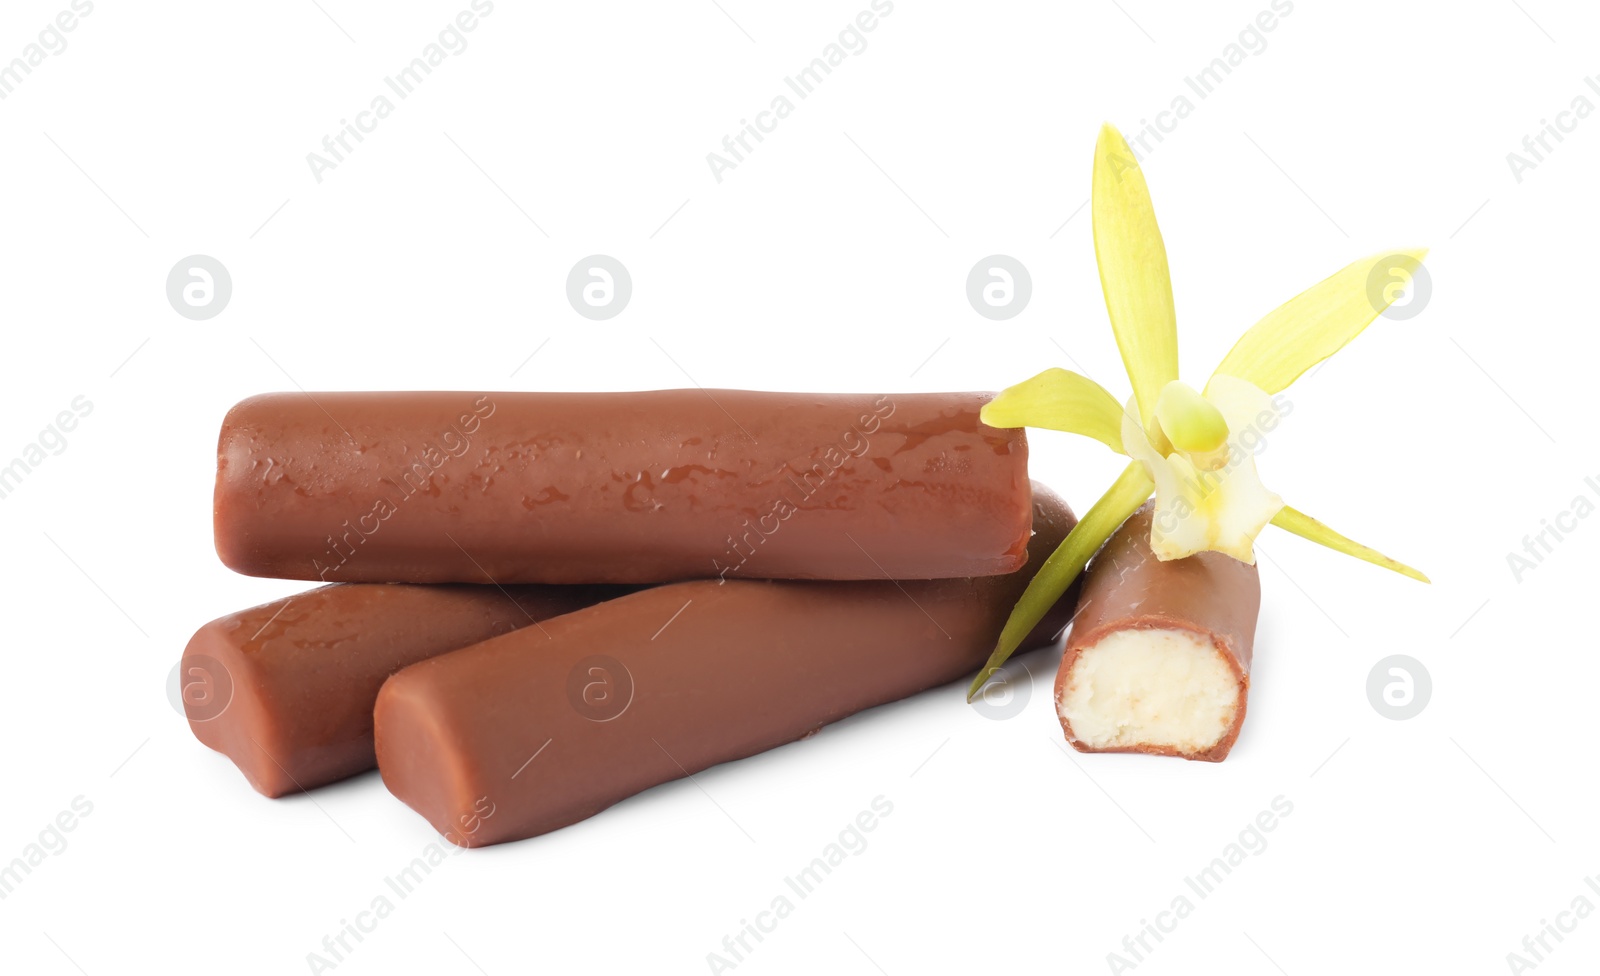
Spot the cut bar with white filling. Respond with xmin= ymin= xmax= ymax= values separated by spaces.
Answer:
xmin=1055 ymin=504 xmax=1260 ymax=763
xmin=1059 ymin=627 xmax=1243 ymax=757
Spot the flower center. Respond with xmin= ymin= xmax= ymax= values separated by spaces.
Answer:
xmin=1153 ymin=381 xmax=1228 ymax=463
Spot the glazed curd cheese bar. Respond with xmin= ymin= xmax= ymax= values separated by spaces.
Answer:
xmin=1055 ymin=505 xmax=1260 ymax=762
xmin=213 ymin=390 xmax=1032 ymax=584
xmin=373 ymin=484 xmax=1080 ymax=847
xmin=180 ymin=582 xmax=626 ymax=797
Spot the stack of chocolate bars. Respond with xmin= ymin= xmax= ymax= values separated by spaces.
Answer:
xmin=181 ymin=389 xmax=1257 ymax=848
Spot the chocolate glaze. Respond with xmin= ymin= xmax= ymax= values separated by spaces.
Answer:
xmin=373 ymin=484 xmax=1079 ymax=847
xmin=181 ymin=583 xmax=626 ymax=797
xmin=214 ymin=390 xmax=1032 ymax=584
xmin=1055 ymin=504 xmax=1261 ymax=762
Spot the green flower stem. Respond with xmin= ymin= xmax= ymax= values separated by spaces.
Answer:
xmin=967 ymin=461 xmax=1156 ymax=701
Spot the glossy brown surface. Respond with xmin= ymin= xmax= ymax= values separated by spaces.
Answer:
xmin=181 ymin=582 xmax=627 ymax=797
xmin=1055 ymin=504 xmax=1261 ymax=762
xmin=214 ymin=390 xmax=1032 ymax=584
xmin=373 ymin=485 xmax=1079 ymax=847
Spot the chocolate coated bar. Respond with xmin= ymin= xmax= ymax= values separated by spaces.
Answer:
xmin=373 ymin=484 xmax=1079 ymax=847
xmin=214 ymin=390 xmax=1031 ymax=584
xmin=1055 ymin=504 xmax=1260 ymax=762
xmin=180 ymin=582 xmax=625 ymax=796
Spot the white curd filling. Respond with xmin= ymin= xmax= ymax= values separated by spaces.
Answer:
xmin=1060 ymin=628 xmax=1239 ymax=754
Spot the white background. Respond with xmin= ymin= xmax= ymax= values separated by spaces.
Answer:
xmin=0 ymin=1 xmax=1593 ymax=973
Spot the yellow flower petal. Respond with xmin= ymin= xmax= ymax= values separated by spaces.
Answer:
xmin=966 ymin=461 xmax=1154 ymax=701
xmin=1207 ymin=249 xmax=1428 ymax=395
xmin=980 ymin=367 xmax=1126 ymax=455
xmin=1119 ymin=397 xmax=1187 ymax=522
xmin=1123 ymin=385 xmax=1284 ymax=563
xmin=1092 ymin=123 xmax=1179 ymax=430
xmin=1270 ymin=504 xmax=1430 ymax=582
xmin=1161 ymin=452 xmax=1282 ymax=562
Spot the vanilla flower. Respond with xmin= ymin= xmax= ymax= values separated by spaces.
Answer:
xmin=970 ymin=124 xmax=1427 ymax=699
